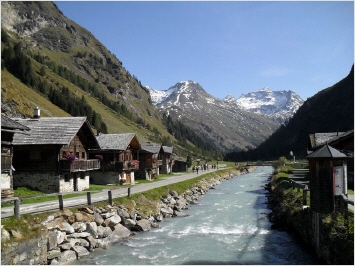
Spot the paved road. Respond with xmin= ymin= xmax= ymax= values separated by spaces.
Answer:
xmin=1 ymin=168 xmax=224 ymax=219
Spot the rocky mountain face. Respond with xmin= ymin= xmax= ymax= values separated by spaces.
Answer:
xmin=1 ymin=1 xmax=155 ymax=122
xmin=148 ymin=81 xmax=283 ymax=152
xmin=223 ymin=88 xmax=304 ymax=124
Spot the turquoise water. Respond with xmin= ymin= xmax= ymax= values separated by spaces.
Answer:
xmin=75 ymin=166 xmax=318 ymax=265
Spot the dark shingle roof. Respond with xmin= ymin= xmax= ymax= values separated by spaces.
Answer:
xmin=141 ymin=142 xmax=162 ymax=154
xmin=12 ymin=117 xmax=98 ymax=148
xmin=1 ymin=114 xmax=30 ymax=131
xmin=96 ymin=133 xmax=139 ymax=151
xmin=306 ymin=144 xmax=348 ymax=159
xmin=162 ymin=146 xmax=173 ymax=154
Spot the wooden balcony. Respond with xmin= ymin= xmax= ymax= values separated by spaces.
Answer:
xmin=59 ymin=159 xmax=100 ymax=172
xmin=101 ymin=160 xmax=139 ymax=172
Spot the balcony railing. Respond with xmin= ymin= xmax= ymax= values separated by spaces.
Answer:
xmin=100 ymin=160 xmax=139 ymax=172
xmin=59 ymin=159 xmax=100 ymax=172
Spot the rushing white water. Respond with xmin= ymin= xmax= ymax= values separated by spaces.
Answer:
xmin=74 ymin=166 xmax=318 ymax=265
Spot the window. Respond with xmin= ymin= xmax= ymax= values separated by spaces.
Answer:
xmin=82 ymin=152 xmax=86 ymax=159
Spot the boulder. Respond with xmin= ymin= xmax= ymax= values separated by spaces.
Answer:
xmin=72 ymin=246 xmax=90 ymax=258
xmin=58 ymin=222 xmax=75 ymax=234
xmin=169 ymin=190 xmax=179 ymax=198
xmin=1 ymin=227 xmax=10 ymax=242
xmin=74 ymin=213 xmax=83 ymax=222
xmin=105 ymin=214 xmax=122 ymax=227
xmin=71 ymin=222 xmax=86 ymax=232
xmin=47 ymin=248 xmax=61 ymax=260
xmin=97 ymin=226 xmax=112 ymax=238
xmin=94 ymin=212 xmax=104 ymax=225
xmin=47 ymin=230 xmax=59 ymax=250
xmin=60 ymin=209 xmax=73 ymax=219
xmin=58 ymin=250 xmax=76 ymax=264
xmin=85 ymin=222 xmax=98 ymax=238
xmin=86 ymin=235 xmax=98 ymax=250
xmin=78 ymin=206 xmax=94 ymax=214
xmin=132 ymin=219 xmax=151 ymax=232
xmin=123 ymin=218 xmax=136 ymax=230
xmin=107 ymin=224 xmax=131 ymax=242
xmin=101 ymin=211 xmax=115 ymax=219
xmin=67 ymin=232 xmax=91 ymax=238
xmin=117 ymin=208 xmax=130 ymax=219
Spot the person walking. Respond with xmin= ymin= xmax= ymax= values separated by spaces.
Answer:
xmin=196 ymin=166 xmax=199 ymax=174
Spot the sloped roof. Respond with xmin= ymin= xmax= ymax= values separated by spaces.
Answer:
xmin=12 ymin=117 xmax=99 ymax=148
xmin=141 ymin=142 xmax=162 ymax=154
xmin=96 ymin=133 xmax=140 ymax=151
xmin=1 ymin=114 xmax=30 ymax=131
xmin=306 ymin=144 xmax=348 ymax=159
xmin=162 ymin=145 xmax=173 ymax=154
xmin=309 ymin=132 xmax=344 ymax=149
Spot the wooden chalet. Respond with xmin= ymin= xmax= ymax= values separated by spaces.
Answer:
xmin=89 ymin=133 xmax=140 ymax=185
xmin=159 ymin=146 xmax=175 ymax=174
xmin=138 ymin=142 xmax=163 ymax=180
xmin=1 ymin=114 xmax=30 ymax=198
xmin=172 ymin=156 xmax=188 ymax=172
xmin=308 ymin=130 xmax=354 ymax=187
xmin=11 ymin=113 xmax=100 ymax=193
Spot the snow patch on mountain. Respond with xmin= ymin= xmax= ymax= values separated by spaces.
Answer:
xmin=223 ymin=87 xmax=304 ymax=123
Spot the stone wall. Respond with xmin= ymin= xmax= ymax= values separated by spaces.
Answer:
xmin=1 ymin=232 xmax=48 ymax=265
xmin=13 ymin=172 xmax=60 ymax=193
xmin=90 ymin=171 xmax=120 ymax=185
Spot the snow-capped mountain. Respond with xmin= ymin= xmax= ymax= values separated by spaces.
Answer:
xmin=148 ymin=81 xmax=280 ymax=152
xmin=223 ymin=87 xmax=304 ymax=124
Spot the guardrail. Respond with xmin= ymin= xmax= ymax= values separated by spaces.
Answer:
xmin=2 ymin=187 xmax=132 ymax=219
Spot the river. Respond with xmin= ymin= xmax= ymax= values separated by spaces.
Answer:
xmin=74 ymin=166 xmax=318 ymax=265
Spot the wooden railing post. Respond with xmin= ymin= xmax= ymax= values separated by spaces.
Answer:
xmin=108 ymin=190 xmax=113 ymax=206
xmin=128 ymin=187 xmax=131 ymax=198
xmin=58 ymin=194 xmax=64 ymax=211
xmin=87 ymin=191 xmax=92 ymax=206
xmin=14 ymin=198 xmax=20 ymax=219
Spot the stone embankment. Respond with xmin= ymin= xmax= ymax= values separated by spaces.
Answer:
xmin=1 ymin=168 xmax=254 ymax=265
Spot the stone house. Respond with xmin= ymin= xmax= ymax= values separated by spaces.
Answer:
xmin=1 ymin=114 xmax=30 ymax=197
xmin=138 ymin=142 xmax=163 ymax=180
xmin=159 ymin=146 xmax=174 ymax=174
xmin=11 ymin=114 xmax=100 ymax=193
xmin=89 ymin=133 xmax=141 ymax=185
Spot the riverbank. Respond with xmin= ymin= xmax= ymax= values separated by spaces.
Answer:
xmin=265 ymin=167 xmax=354 ymax=265
xmin=1 ymin=166 xmax=256 ymax=265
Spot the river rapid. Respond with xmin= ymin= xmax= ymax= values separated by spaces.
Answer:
xmin=74 ymin=166 xmax=318 ymax=265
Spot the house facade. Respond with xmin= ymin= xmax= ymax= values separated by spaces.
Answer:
xmin=12 ymin=114 xmax=100 ymax=193
xmin=89 ymin=133 xmax=140 ymax=185
xmin=159 ymin=146 xmax=174 ymax=174
xmin=1 ymin=114 xmax=30 ymax=198
xmin=138 ymin=142 xmax=163 ymax=180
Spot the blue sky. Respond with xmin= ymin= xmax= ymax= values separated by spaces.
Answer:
xmin=55 ymin=1 xmax=353 ymax=100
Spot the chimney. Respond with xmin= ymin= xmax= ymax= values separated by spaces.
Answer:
xmin=33 ymin=107 xmax=41 ymax=118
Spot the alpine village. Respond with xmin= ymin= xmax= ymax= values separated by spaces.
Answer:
xmin=1 ymin=2 xmax=354 ymax=265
